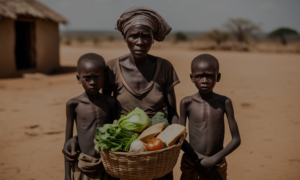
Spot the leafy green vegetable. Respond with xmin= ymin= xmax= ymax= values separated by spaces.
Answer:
xmin=162 ymin=142 xmax=168 ymax=148
xmin=151 ymin=112 xmax=170 ymax=129
xmin=94 ymin=124 xmax=139 ymax=152
xmin=124 ymin=133 xmax=139 ymax=151
xmin=118 ymin=107 xmax=150 ymax=133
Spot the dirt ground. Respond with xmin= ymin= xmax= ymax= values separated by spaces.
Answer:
xmin=0 ymin=46 xmax=300 ymax=180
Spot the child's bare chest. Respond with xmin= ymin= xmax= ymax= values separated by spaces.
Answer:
xmin=75 ymin=102 xmax=111 ymax=129
xmin=188 ymin=101 xmax=225 ymax=126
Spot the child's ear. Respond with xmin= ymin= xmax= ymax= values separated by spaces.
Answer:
xmin=190 ymin=74 xmax=195 ymax=83
xmin=76 ymin=74 xmax=81 ymax=84
xmin=217 ymin=73 xmax=221 ymax=82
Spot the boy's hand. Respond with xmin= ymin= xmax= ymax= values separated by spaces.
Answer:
xmin=195 ymin=156 xmax=218 ymax=174
xmin=62 ymin=137 xmax=80 ymax=162
xmin=200 ymin=156 xmax=218 ymax=169
xmin=194 ymin=158 xmax=207 ymax=174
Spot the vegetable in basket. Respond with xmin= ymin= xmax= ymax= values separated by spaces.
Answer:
xmin=118 ymin=107 xmax=150 ymax=133
xmin=94 ymin=123 xmax=139 ymax=151
xmin=146 ymin=138 xmax=164 ymax=151
xmin=129 ymin=140 xmax=147 ymax=153
xmin=151 ymin=112 xmax=170 ymax=129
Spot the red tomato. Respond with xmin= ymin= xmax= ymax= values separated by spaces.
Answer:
xmin=146 ymin=138 xmax=164 ymax=151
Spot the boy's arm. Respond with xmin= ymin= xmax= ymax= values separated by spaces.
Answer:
xmin=64 ymin=100 xmax=77 ymax=180
xmin=102 ymin=88 xmax=112 ymax=96
xmin=107 ymin=96 xmax=118 ymax=122
xmin=165 ymin=88 xmax=179 ymax=124
xmin=201 ymin=98 xmax=241 ymax=168
xmin=179 ymin=98 xmax=208 ymax=160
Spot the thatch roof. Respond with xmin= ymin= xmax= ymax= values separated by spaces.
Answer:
xmin=0 ymin=0 xmax=68 ymax=24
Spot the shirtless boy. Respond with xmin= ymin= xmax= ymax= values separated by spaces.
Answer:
xmin=64 ymin=53 xmax=117 ymax=180
xmin=179 ymin=54 xmax=241 ymax=180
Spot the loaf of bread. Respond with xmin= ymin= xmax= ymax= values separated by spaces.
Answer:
xmin=138 ymin=123 xmax=165 ymax=143
xmin=156 ymin=124 xmax=186 ymax=147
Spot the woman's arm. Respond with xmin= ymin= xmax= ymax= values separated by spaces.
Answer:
xmin=165 ymin=88 xmax=179 ymax=124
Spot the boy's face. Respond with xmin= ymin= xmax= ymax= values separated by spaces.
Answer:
xmin=190 ymin=61 xmax=220 ymax=94
xmin=77 ymin=61 xmax=104 ymax=95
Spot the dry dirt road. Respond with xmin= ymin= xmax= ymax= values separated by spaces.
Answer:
xmin=0 ymin=46 xmax=299 ymax=180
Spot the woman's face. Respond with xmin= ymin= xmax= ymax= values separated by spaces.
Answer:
xmin=125 ymin=25 xmax=154 ymax=60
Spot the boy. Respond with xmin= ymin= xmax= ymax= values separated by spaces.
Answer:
xmin=179 ymin=54 xmax=241 ymax=180
xmin=64 ymin=53 xmax=117 ymax=180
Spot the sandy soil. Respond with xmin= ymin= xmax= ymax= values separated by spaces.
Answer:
xmin=0 ymin=46 xmax=300 ymax=180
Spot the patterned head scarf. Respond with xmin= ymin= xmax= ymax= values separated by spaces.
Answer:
xmin=115 ymin=6 xmax=172 ymax=42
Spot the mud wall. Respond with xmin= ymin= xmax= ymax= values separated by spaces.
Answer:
xmin=35 ymin=19 xmax=59 ymax=74
xmin=0 ymin=19 xmax=16 ymax=78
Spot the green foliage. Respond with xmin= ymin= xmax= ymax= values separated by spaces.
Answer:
xmin=77 ymin=36 xmax=86 ymax=44
xmin=64 ymin=36 xmax=72 ymax=45
xmin=269 ymin=28 xmax=298 ymax=37
xmin=151 ymin=112 xmax=170 ymax=129
xmin=92 ymin=36 xmax=100 ymax=47
xmin=108 ymin=35 xmax=115 ymax=42
xmin=174 ymin=32 xmax=188 ymax=42
xmin=205 ymin=29 xmax=229 ymax=45
xmin=94 ymin=124 xmax=139 ymax=151
xmin=268 ymin=27 xmax=298 ymax=45
xmin=118 ymin=107 xmax=150 ymax=133
xmin=225 ymin=18 xmax=260 ymax=43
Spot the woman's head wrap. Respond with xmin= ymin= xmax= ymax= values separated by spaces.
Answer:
xmin=115 ymin=6 xmax=172 ymax=42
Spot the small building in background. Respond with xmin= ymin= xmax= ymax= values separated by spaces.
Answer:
xmin=0 ymin=0 xmax=68 ymax=78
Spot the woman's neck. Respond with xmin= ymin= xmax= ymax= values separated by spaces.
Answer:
xmin=129 ymin=53 xmax=148 ymax=66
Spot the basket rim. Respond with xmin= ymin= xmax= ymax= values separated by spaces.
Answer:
xmin=100 ymin=133 xmax=186 ymax=156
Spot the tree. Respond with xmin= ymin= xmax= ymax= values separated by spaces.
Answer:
xmin=174 ymin=32 xmax=187 ymax=42
xmin=64 ymin=36 xmax=72 ymax=45
xmin=225 ymin=18 xmax=260 ymax=43
xmin=205 ymin=29 xmax=229 ymax=45
xmin=77 ymin=36 xmax=86 ymax=44
xmin=92 ymin=36 xmax=100 ymax=47
xmin=268 ymin=27 xmax=298 ymax=45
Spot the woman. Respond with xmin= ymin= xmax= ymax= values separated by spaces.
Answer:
xmin=105 ymin=6 xmax=179 ymax=122
xmin=63 ymin=7 xmax=197 ymax=180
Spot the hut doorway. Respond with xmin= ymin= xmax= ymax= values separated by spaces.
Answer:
xmin=15 ymin=20 xmax=36 ymax=70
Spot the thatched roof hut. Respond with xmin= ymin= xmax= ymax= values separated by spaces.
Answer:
xmin=0 ymin=0 xmax=68 ymax=78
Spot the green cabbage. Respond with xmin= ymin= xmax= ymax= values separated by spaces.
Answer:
xmin=94 ymin=124 xmax=139 ymax=151
xmin=118 ymin=107 xmax=150 ymax=133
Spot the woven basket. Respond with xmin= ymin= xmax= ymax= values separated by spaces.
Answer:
xmin=100 ymin=134 xmax=186 ymax=180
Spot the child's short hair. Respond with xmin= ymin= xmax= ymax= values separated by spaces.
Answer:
xmin=191 ymin=54 xmax=219 ymax=73
xmin=77 ymin=53 xmax=105 ymax=74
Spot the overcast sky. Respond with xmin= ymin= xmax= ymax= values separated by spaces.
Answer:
xmin=39 ymin=0 xmax=300 ymax=33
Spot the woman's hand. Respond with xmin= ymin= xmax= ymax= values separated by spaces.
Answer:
xmin=62 ymin=136 xmax=80 ymax=163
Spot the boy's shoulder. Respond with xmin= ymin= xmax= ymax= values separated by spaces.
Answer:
xmin=103 ymin=94 xmax=116 ymax=104
xmin=181 ymin=92 xmax=231 ymax=104
xmin=212 ymin=93 xmax=234 ymax=108
xmin=66 ymin=93 xmax=88 ymax=106
xmin=181 ymin=93 xmax=197 ymax=104
xmin=212 ymin=92 xmax=230 ymax=101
